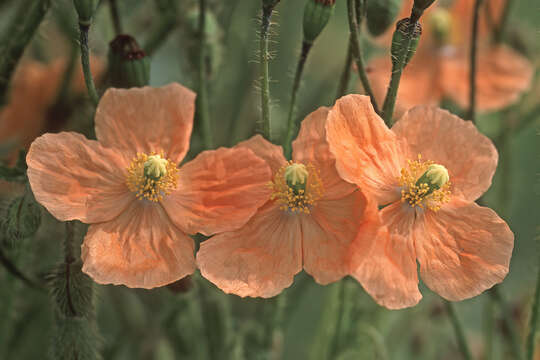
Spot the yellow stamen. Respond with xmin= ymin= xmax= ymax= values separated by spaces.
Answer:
xmin=398 ymin=154 xmax=451 ymax=211
xmin=269 ymin=161 xmax=324 ymax=214
xmin=126 ymin=151 xmax=179 ymax=202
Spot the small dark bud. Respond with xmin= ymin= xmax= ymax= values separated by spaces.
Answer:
xmin=108 ymin=35 xmax=150 ymax=88
xmin=366 ymin=0 xmax=402 ymax=36
xmin=390 ymin=18 xmax=422 ymax=69
xmin=303 ymin=0 xmax=336 ymax=44
xmin=73 ymin=0 xmax=99 ymax=25
xmin=411 ymin=0 xmax=436 ymax=22
xmin=4 ymin=195 xmax=41 ymax=240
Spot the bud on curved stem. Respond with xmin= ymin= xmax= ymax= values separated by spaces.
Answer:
xmin=366 ymin=0 xmax=401 ymax=36
xmin=108 ymin=35 xmax=150 ymax=88
xmin=73 ymin=0 xmax=99 ymax=26
xmin=303 ymin=0 xmax=335 ymax=44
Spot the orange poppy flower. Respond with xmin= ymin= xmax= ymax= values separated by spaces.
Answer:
xmin=196 ymin=107 xmax=380 ymax=297
xmin=366 ymin=0 xmax=533 ymax=118
xmin=26 ymin=83 xmax=272 ymax=288
xmin=326 ymin=95 xmax=514 ymax=309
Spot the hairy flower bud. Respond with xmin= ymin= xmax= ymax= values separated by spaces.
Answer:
xmin=4 ymin=195 xmax=41 ymax=240
xmin=73 ymin=0 xmax=99 ymax=25
xmin=303 ymin=0 xmax=336 ymax=44
xmin=108 ymin=35 xmax=150 ymax=88
xmin=366 ymin=0 xmax=402 ymax=36
xmin=390 ymin=18 xmax=422 ymax=69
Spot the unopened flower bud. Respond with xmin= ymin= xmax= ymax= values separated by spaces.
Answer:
xmin=4 ymin=195 xmax=41 ymax=240
xmin=390 ymin=18 xmax=422 ymax=69
xmin=411 ymin=0 xmax=436 ymax=22
xmin=108 ymin=35 xmax=150 ymax=88
xmin=366 ymin=0 xmax=402 ymax=36
xmin=303 ymin=0 xmax=336 ymax=44
xmin=73 ymin=0 xmax=99 ymax=26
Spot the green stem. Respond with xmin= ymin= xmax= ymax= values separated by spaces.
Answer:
xmin=269 ymin=293 xmax=287 ymax=359
xmin=336 ymin=39 xmax=353 ymax=99
xmin=144 ymin=17 xmax=177 ymax=56
xmin=260 ymin=4 xmax=274 ymax=141
xmin=328 ymin=280 xmax=346 ymax=358
xmin=484 ymin=297 xmax=494 ymax=360
xmin=445 ymin=301 xmax=473 ymax=360
xmin=283 ymin=41 xmax=312 ymax=159
xmin=79 ymin=24 xmax=100 ymax=107
xmin=467 ymin=0 xmax=483 ymax=122
xmin=495 ymin=0 xmax=514 ymax=43
xmin=526 ymin=263 xmax=540 ymax=360
xmin=197 ymin=0 xmax=213 ymax=149
xmin=109 ymin=0 xmax=123 ymax=35
xmin=347 ymin=0 xmax=379 ymax=115
xmin=0 ymin=0 xmax=51 ymax=107
xmin=490 ymin=287 xmax=525 ymax=360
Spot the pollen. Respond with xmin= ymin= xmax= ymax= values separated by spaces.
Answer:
xmin=398 ymin=154 xmax=451 ymax=212
xmin=269 ymin=161 xmax=324 ymax=214
xmin=126 ymin=152 xmax=179 ymax=202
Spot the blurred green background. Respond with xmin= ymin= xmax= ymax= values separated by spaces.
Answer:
xmin=0 ymin=0 xmax=538 ymax=359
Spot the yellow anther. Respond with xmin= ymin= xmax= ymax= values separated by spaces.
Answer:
xmin=269 ymin=161 xmax=324 ymax=214
xmin=126 ymin=151 xmax=178 ymax=202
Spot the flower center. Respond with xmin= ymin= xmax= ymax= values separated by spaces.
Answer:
xmin=398 ymin=155 xmax=451 ymax=211
xmin=126 ymin=152 xmax=179 ymax=202
xmin=269 ymin=161 xmax=323 ymax=214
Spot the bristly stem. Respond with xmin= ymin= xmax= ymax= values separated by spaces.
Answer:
xmin=336 ymin=39 xmax=353 ymax=99
xmin=260 ymin=3 xmax=274 ymax=142
xmin=109 ymin=0 xmax=123 ymax=35
xmin=495 ymin=0 xmax=514 ymax=43
xmin=347 ymin=0 xmax=379 ymax=115
xmin=79 ymin=24 xmax=100 ymax=107
xmin=197 ymin=0 xmax=213 ymax=149
xmin=526 ymin=264 xmax=540 ymax=360
xmin=0 ymin=0 xmax=51 ymax=107
xmin=467 ymin=0 xmax=483 ymax=123
xmin=445 ymin=301 xmax=473 ymax=360
xmin=490 ymin=287 xmax=525 ymax=360
xmin=283 ymin=41 xmax=313 ymax=159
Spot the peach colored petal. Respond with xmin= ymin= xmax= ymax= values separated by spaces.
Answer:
xmin=326 ymin=94 xmax=406 ymax=205
xmin=303 ymin=190 xmax=375 ymax=285
xmin=95 ymin=83 xmax=195 ymax=163
xmin=27 ymin=132 xmax=133 ymax=223
xmin=292 ymin=107 xmax=356 ymax=200
xmin=415 ymin=198 xmax=513 ymax=301
xmin=392 ymin=106 xmax=498 ymax=201
xmin=441 ymin=46 xmax=533 ymax=112
xmin=237 ymin=134 xmax=287 ymax=173
xmin=350 ymin=201 xmax=422 ymax=309
xmin=162 ymin=146 xmax=272 ymax=236
xmin=196 ymin=202 xmax=302 ymax=298
xmin=82 ymin=201 xmax=195 ymax=288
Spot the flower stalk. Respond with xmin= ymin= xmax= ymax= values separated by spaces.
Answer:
xmin=198 ymin=0 xmax=213 ymax=149
xmin=336 ymin=40 xmax=353 ymax=99
xmin=467 ymin=0 xmax=484 ymax=122
xmin=490 ymin=287 xmax=525 ymax=360
xmin=109 ymin=0 xmax=123 ymax=35
xmin=526 ymin=260 xmax=540 ymax=360
xmin=445 ymin=301 xmax=473 ymax=360
xmin=259 ymin=2 xmax=277 ymax=142
xmin=79 ymin=24 xmax=100 ymax=107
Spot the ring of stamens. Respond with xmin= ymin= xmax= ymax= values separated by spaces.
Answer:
xmin=269 ymin=161 xmax=324 ymax=214
xmin=398 ymin=154 xmax=451 ymax=211
xmin=126 ymin=151 xmax=179 ymax=202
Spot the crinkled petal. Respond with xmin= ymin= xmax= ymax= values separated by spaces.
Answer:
xmin=162 ymin=147 xmax=272 ymax=236
xmin=392 ymin=106 xmax=498 ymax=201
xmin=415 ymin=198 xmax=514 ymax=301
xmin=196 ymin=203 xmax=302 ymax=298
xmin=292 ymin=107 xmax=356 ymax=200
xmin=81 ymin=201 xmax=195 ymax=288
xmin=350 ymin=201 xmax=422 ymax=309
xmin=303 ymin=190 xmax=376 ymax=285
xmin=27 ymin=132 xmax=132 ymax=223
xmin=237 ymin=135 xmax=287 ymax=173
xmin=326 ymin=95 xmax=406 ymax=205
xmin=95 ymin=83 xmax=195 ymax=163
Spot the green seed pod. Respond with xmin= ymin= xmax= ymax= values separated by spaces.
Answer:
xmin=108 ymin=35 xmax=150 ymax=88
xmin=366 ymin=0 xmax=402 ymax=36
xmin=4 ymin=195 xmax=41 ymax=240
xmin=390 ymin=18 xmax=422 ymax=69
xmin=303 ymin=0 xmax=336 ymax=44
xmin=73 ymin=0 xmax=99 ymax=25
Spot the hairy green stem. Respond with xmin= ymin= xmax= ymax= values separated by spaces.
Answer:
xmin=495 ymin=0 xmax=514 ymax=43
xmin=445 ymin=301 xmax=473 ymax=360
xmin=109 ymin=0 xmax=123 ymax=35
xmin=79 ymin=24 xmax=100 ymax=106
xmin=0 ymin=0 xmax=51 ymax=107
xmin=467 ymin=0 xmax=483 ymax=122
xmin=490 ymin=287 xmax=525 ymax=360
xmin=283 ymin=41 xmax=312 ymax=159
xmin=526 ymin=263 xmax=540 ymax=360
xmin=260 ymin=4 xmax=274 ymax=141
xmin=347 ymin=0 xmax=379 ymax=115
xmin=336 ymin=39 xmax=353 ymax=99
xmin=197 ymin=0 xmax=213 ymax=149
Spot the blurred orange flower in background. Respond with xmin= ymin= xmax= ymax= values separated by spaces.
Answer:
xmin=197 ymin=108 xmax=380 ymax=297
xmin=326 ymin=95 xmax=514 ymax=309
xmin=26 ymin=84 xmax=272 ymax=288
xmin=366 ymin=0 xmax=533 ymax=118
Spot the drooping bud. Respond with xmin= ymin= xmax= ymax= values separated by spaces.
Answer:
xmin=411 ymin=0 xmax=436 ymax=22
xmin=416 ymin=163 xmax=449 ymax=193
xmin=303 ymin=0 xmax=336 ymax=44
xmin=429 ymin=8 xmax=452 ymax=44
xmin=108 ymin=35 xmax=150 ymax=88
xmin=4 ymin=195 xmax=41 ymax=240
xmin=366 ymin=0 xmax=402 ymax=36
xmin=144 ymin=155 xmax=168 ymax=179
xmin=73 ymin=0 xmax=99 ymax=26
xmin=390 ymin=18 xmax=422 ymax=69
